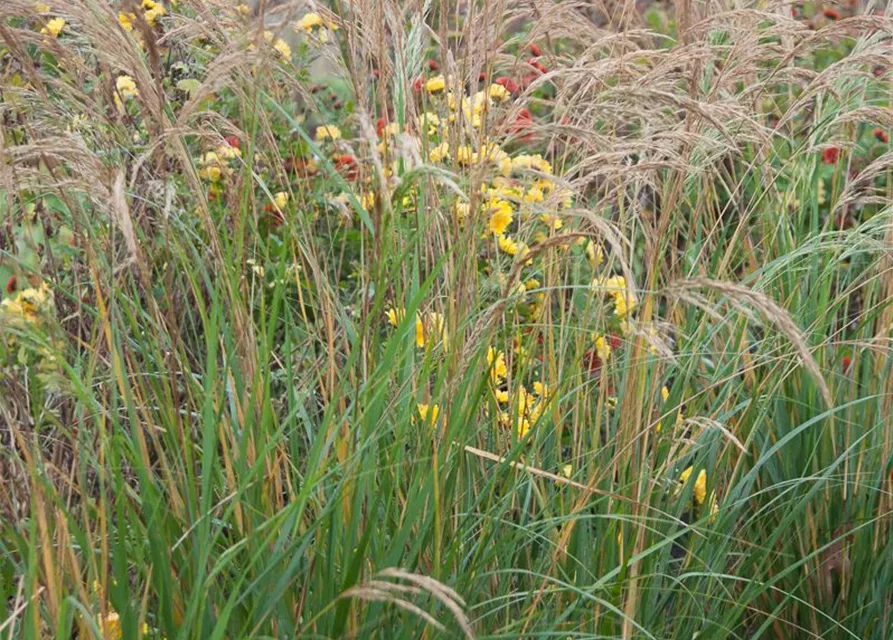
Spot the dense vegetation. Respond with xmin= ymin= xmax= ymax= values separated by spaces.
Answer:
xmin=2 ymin=0 xmax=893 ymax=637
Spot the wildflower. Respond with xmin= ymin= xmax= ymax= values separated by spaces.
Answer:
xmin=594 ymin=334 xmax=611 ymax=362
xmin=334 ymin=154 xmax=359 ymax=180
xmin=873 ymin=128 xmax=890 ymax=143
xmin=1 ymin=282 xmax=53 ymax=325
xmin=425 ymin=74 xmax=446 ymax=94
xmin=453 ymin=200 xmax=469 ymax=226
xmin=512 ymin=153 xmax=553 ymax=175
xmin=679 ymin=467 xmax=707 ymax=506
xmin=561 ymin=464 xmax=572 ymax=478
xmin=273 ymin=191 xmax=289 ymax=210
xmin=494 ymin=389 xmax=509 ymax=404
xmin=529 ymin=42 xmax=543 ymax=57
xmin=821 ymin=147 xmax=840 ymax=164
xmin=498 ymin=234 xmax=518 ymax=256
xmin=118 ymin=12 xmax=136 ymax=31
xmin=586 ymin=241 xmax=603 ymax=268
xmin=415 ymin=403 xmax=440 ymax=426
xmin=427 ymin=59 xmax=440 ymax=71
xmin=455 ymin=145 xmax=474 ymax=165
xmin=539 ymin=213 xmax=562 ymax=230
xmin=295 ymin=12 xmax=338 ymax=39
xmin=236 ymin=4 xmax=251 ymax=15
xmin=488 ymin=83 xmax=510 ymax=103
xmin=35 ymin=3 xmax=49 ymax=13
xmin=142 ymin=0 xmax=166 ymax=24
xmin=523 ymin=186 xmax=544 ymax=203
xmin=315 ymin=124 xmax=341 ymax=141
xmin=822 ymin=8 xmax=841 ymax=20
xmin=509 ymin=108 xmax=534 ymax=136
xmin=361 ymin=191 xmax=375 ymax=212
xmin=817 ymin=179 xmax=827 ymax=205
xmin=495 ymin=76 xmax=520 ymax=94
xmin=486 ymin=197 xmax=513 ymax=236
xmin=386 ymin=307 xmax=405 ymax=327
xmin=40 ymin=17 xmax=65 ymax=37
xmin=418 ymin=112 xmax=441 ymax=136
xmin=6 ymin=275 xmax=17 ymax=294
xmin=592 ymin=275 xmax=636 ymax=317
xmin=488 ymin=347 xmax=508 ymax=382
xmin=116 ymin=75 xmax=139 ymax=99
xmin=265 ymin=32 xmax=292 ymax=58
xmin=101 ymin=611 xmax=122 ymax=640
xmin=415 ymin=315 xmax=425 ymax=348
xmin=428 ymin=142 xmax=449 ymax=163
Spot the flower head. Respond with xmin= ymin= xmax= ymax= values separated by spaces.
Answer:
xmin=40 ymin=17 xmax=65 ymax=37
xmin=315 ymin=125 xmax=341 ymax=141
xmin=425 ymin=74 xmax=446 ymax=94
xmin=486 ymin=197 xmax=513 ymax=236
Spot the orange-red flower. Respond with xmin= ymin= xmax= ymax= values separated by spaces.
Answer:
xmin=6 ymin=275 xmax=17 ymax=294
xmin=334 ymin=154 xmax=359 ymax=180
xmin=495 ymin=77 xmax=519 ymax=94
xmin=427 ymin=59 xmax=439 ymax=71
xmin=822 ymin=8 xmax=841 ymax=20
xmin=529 ymin=42 xmax=542 ymax=57
xmin=822 ymin=147 xmax=840 ymax=164
xmin=873 ymin=128 xmax=890 ymax=143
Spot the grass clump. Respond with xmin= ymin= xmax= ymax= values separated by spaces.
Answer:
xmin=2 ymin=0 xmax=893 ymax=637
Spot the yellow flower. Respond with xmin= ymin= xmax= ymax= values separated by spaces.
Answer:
xmin=586 ymin=241 xmax=603 ymax=268
xmin=488 ymin=347 xmax=507 ymax=382
xmin=511 ymin=153 xmax=552 ymax=175
xmin=236 ymin=4 xmax=251 ymax=15
xmin=661 ymin=386 xmax=670 ymax=403
xmin=498 ymin=234 xmax=518 ymax=256
xmin=295 ymin=12 xmax=337 ymax=32
xmin=315 ymin=125 xmax=341 ymax=141
xmin=35 ymin=3 xmax=49 ymax=13
xmin=415 ymin=315 xmax=425 ymax=348
xmin=40 ymin=17 xmax=65 ymax=37
xmin=425 ymin=74 xmax=446 ymax=94
xmin=561 ymin=464 xmax=573 ymax=479
xmin=429 ymin=142 xmax=449 ymax=163
xmin=418 ymin=112 xmax=441 ymax=136
xmin=416 ymin=403 xmax=440 ymax=426
xmin=488 ymin=83 xmax=510 ymax=103
xmin=679 ymin=467 xmax=708 ymax=506
xmin=273 ymin=191 xmax=289 ymax=210
xmin=386 ymin=307 xmax=405 ymax=327
xmin=594 ymin=334 xmax=611 ymax=362
xmin=262 ymin=31 xmax=292 ymax=58
xmin=296 ymin=12 xmax=324 ymax=30
xmin=101 ymin=611 xmax=123 ymax=640
xmin=453 ymin=200 xmax=469 ymax=226
xmin=142 ymin=0 xmax=166 ymax=24
xmin=486 ymin=197 xmax=513 ymax=236
xmin=455 ymin=145 xmax=474 ymax=165
xmin=533 ymin=381 xmax=548 ymax=397
xmin=361 ymin=191 xmax=375 ymax=212
xmin=523 ymin=186 xmax=544 ymax=204
xmin=116 ymin=75 xmax=139 ymax=99
xmin=592 ymin=276 xmax=636 ymax=317
xmin=539 ymin=213 xmax=562 ymax=230
xmin=1 ymin=282 xmax=53 ymax=324
xmin=118 ymin=12 xmax=136 ymax=31
xmin=495 ymin=389 xmax=509 ymax=404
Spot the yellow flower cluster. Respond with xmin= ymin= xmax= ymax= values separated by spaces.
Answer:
xmin=386 ymin=308 xmax=447 ymax=349
xmin=1 ymin=282 xmax=54 ymax=328
xmin=198 ymin=143 xmax=240 ymax=182
xmin=591 ymin=275 xmax=636 ymax=317
xmin=295 ymin=12 xmax=338 ymax=42
xmin=679 ymin=466 xmax=707 ymax=506
xmin=40 ymin=17 xmax=65 ymax=37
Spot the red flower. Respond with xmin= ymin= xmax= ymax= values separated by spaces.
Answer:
xmin=842 ymin=355 xmax=852 ymax=373
xmin=873 ymin=127 xmax=890 ymax=143
xmin=527 ymin=58 xmax=548 ymax=74
xmin=334 ymin=154 xmax=359 ymax=180
xmin=509 ymin=108 xmax=533 ymax=134
xmin=376 ymin=117 xmax=388 ymax=137
xmin=609 ymin=333 xmax=623 ymax=350
xmin=495 ymin=76 xmax=519 ymax=94
xmin=822 ymin=147 xmax=840 ymax=164
xmin=412 ymin=76 xmax=423 ymax=92
xmin=372 ymin=69 xmax=381 ymax=79
xmin=224 ymin=135 xmax=240 ymax=150
xmin=529 ymin=42 xmax=542 ymax=57
xmin=822 ymin=8 xmax=841 ymax=20
xmin=5 ymin=275 xmax=16 ymax=294
xmin=427 ymin=59 xmax=439 ymax=71
xmin=478 ymin=71 xmax=488 ymax=82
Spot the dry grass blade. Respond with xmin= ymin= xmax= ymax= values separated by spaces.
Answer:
xmin=343 ymin=568 xmax=475 ymax=639
xmin=667 ymin=277 xmax=833 ymax=408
